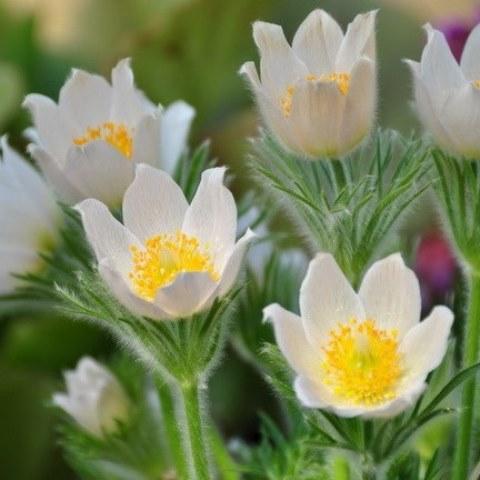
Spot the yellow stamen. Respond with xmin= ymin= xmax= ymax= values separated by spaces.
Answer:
xmin=316 ymin=72 xmax=351 ymax=96
xmin=129 ymin=231 xmax=219 ymax=301
xmin=473 ymin=80 xmax=480 ymax=90
xmin=321 ymin=319 xmax=401 ymax=406
xmin=280 ymin=72 xmax=351 ymax=117
xmin=281 ymin=85 xmax=295 ymax=117
xmin=73 ymin=122 xmax=133 ymax=158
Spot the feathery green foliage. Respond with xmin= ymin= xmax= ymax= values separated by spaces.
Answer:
xmin=250 ymin=129 xmax=431 ymax=285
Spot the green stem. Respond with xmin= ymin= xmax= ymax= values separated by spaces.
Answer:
xmin=209 ymin=426 xmax=240 ymax=480
xmin=452 ymin=271 xmax=480 ymax=480
xmin=180 ymin=381 xmax=210 ymax=480
xmin=157 ymin=381 xmax=190 ymax=480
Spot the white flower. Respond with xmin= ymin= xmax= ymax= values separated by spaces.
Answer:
xmin=76 ymin=165 xmax=255 ymax=320
xmin=264 ymin=253 xmax=453 ymax=418
xmin=406 ymin=24 xmax=480 ymax=158
xmin=0 ymin=136 xmax=60 ymax=294
xmin=240 ymin=9 xmax=377 ymax=159
xmin=53 ymin=357 xmax=130 ymax=437
xmin=23 ymin=58 xmax=195 ymax=207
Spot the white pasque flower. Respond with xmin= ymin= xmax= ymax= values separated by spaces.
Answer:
xmin=0 ymin=137 xmax=60 ymax=294
xmin=23 ymin=58 xmax=195 ymax=207
xmin=240 ymin=9 xmax=377 ymax=158
xmin=264 ymin=253 xmax=453 ymax=418
xmin=406 ymin=24 xmax=480 ymax=158
xmin=76 ymin=165 xmax=255 ymax=320
xmin=53 ymin=356 xmax=130 ymax=437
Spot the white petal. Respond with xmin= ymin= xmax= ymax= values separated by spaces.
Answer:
xmin=292 ymin=9 xmax=343 ymax=75
xmin=160 ymin=101 xmax=195 ymax=174
xmin=400 ymin=305 xmax=453 ymax=384
xmin=99 ymin=259 xmax=169 ymax=320
xmin=239 ymin=61 xmax=262 ymax=92
xmin=294 ymin=376 xmax=335 ymax=409
xmin=75 ymin=198 xmax=140 ymax=279
xmin=23 ymin=127 xmax=39 ymax=144
xmin=182 ymin=167 xmax=237 ymax=270
xmin=461 ymin=24 xmax=480 ymax=80
xmin=405 ymin=60 xmax=457 ymax=152
xmin=131 ymin=112 xmax=161 ymax=166
xmin=110 ymin=58 xmax=154 ymax=125
xmin=217 ymin=228 xmax=256 ymax=296
xmin=300 ymin=253 xmax=365 ymax=348
xmin=28 ymin=144 xmax=84 ymax=204
xmin=52 ymin=393 xmax=96 ymax=431
xmin=339 ymin=57 xmax=376 ymax=153
xmin=294 ymin=375 xmax=421 ymax=418
xmin=358 ymin=253 xmax=421 ymax=337
xmin=0 ymin=248 xmax=39 ymax=294
xmin=59 ymin=68 xmax=113 ymax=133
xmin=288 ymin=79 xmax=345 ymax=157
xmin=154 ymin=272 xmax=218 ymax=318
xmin=52 ymin=392 xmax=72 ymax=412
xmin=0 ymin=178 xmax=49 ymax=241
xmin=22 ymin=94 xmax=75 ymax=161
xmin=64 ymin=141 xmax=134 ymax=208
xmin=97 ymin=380 xmax=130 ymax=432
xmin=336 ymin=10 xmax=377 ymax=71
xmin=253 ymin=21 xmax=308 ymax=98
xmin=255 ymin=92 xmax=307 ymax=154
xmin=264 ymin=304 xmax=322 ymax=378
xmin=1 ymin=137 xmax=59 ymax=229
xmin=440 ymin=83 xmax=480 ymax=156
xmin=122 ymin=164 xmax=188 ymax=242
xmin=420 ymin=25 xmax=464 ymax=94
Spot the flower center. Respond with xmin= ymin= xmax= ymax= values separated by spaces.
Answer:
xmin=473 ymin=80 xmax=480 ymax=90
xmin=73 ymin=122 xmax=133 ymax=158
xmin=129 ymin=231 xmax=219 ymax=301
xmin=321 ymin=319 xmax=402 ymax=406
xmin=280 ymin=73 xmax=351 ymax=117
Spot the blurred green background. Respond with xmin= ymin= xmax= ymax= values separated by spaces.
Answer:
xmin=0 ymin=0 xmax=476 ymax=478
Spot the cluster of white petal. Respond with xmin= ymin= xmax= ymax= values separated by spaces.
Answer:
xmin=265 ymin=253 xmax=453 ymax=418
xmin=407 ymin=24 xmax=480 ymax=157
xmin=0 ymin=137 xmax=60 ymax=294
xmin=241 ymin=9 xmax=377 ymax=158
xmin=0 ymin=7 xmax=459 ymax=425
xmin=76 ymin=165 xmax=255 ymax=320
xmin=24 ymin=58 xmax=195 ymax=207
xmin=53 ymin=357 xmax=130 ymax=437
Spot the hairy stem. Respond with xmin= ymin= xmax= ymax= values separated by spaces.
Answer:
xmin=452 ymin=271 xmax=480 ymax=480
xmin=180 ymin=380 xmax=210 ymax=480
xmin=158 ymin=381 xmax=190 ymax=480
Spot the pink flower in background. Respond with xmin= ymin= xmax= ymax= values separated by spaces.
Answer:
xmin=415 ymin=231 xmax=457 ymax=312
xmin=437 ymin=8 xmax=480 ymax=60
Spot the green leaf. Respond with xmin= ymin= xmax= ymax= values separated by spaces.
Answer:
xmin=420 ymin=361 xmax=480 ymax=417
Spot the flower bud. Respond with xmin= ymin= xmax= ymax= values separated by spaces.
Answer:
xmin=53 ymin=357 xmax=130 ymax=437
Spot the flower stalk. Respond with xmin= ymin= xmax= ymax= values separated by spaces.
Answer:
xmin=157 ymin=380 xmax=190 ymax=479
xmin=452 ymin=271 xmax=480 ymax=480
xmin=180 ymin=380 xmax=211 ymax=480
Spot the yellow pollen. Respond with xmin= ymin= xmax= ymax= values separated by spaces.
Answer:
xmin=280 ymin=72 xmax=351 ymax=117
xmin=473 ymin=80 xmax=480 ymax=90
xmin=281 ymin=85 xmax=295 ymax=117
xmin=321 ymin=319 xmax=402 ymax=406
xmin=311 ymin=72 xmax=351 ymax=95
xmin=129 ymin=231 xmax=219 ymax=301
xmin=73 ymin=122 xmax=133 ymax=158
